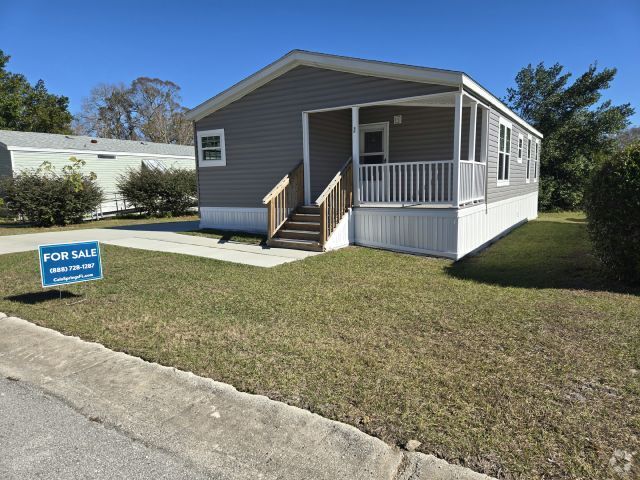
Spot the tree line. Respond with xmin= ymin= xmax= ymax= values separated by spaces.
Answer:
xmin=1 ymin=49 xmax=192 ymax=145
xmin=1 ymin=48 xmax=638 ymax=211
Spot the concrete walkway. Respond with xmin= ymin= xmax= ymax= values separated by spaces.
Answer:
xmin=0 ymin=314 xmax=493 ymax=480
xmin=0 ymin=221 xmax=318 ymax=267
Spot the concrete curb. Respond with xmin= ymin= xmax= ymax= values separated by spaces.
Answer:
xmin=0 ymin=314 xmax=493 ymax=480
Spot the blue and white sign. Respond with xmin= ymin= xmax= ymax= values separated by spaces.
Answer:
xmin=38 ymin=241 xmax=103 ymax=288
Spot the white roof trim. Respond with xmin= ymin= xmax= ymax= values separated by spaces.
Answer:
xmin=186 ymin=50 xmax=542 ymax=138
xmin=5 ymin=145 xmax=195 ymax=160
xmin=186 ymin=50 xmax=462 ymax=122
xmin=462 ymin=76 xmax=543 ymax=137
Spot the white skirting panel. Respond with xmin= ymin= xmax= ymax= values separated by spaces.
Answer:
xmin=353 ymin=208 xmax=458 ymax=259
xmin=456 ymin=191 xmax=538 ymax=258
xmin=199 ymin=207 xmax=267 ymax=233
xmin=324 ymin=209 xmax=353 ymax=251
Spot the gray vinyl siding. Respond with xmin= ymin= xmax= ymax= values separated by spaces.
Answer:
xmin=0 ymin=147 xmax=11 ymax=177
xmin=309 ymin=109 xmax=351 ymax=200
xmin=195 ymin=65 xmax=457 ymax=208
xmin=10 ymin=150 xmax=194 ymax=195
xmin=359 ymin=106 xmax=481 ymax=163
xmin=486 ymin=110 xmax=540 ymax=203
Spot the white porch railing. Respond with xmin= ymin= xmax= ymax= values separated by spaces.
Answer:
xmin=358 ymin=160 xmax=485 ymax=206
xmin=359 ymin=160 xmax=454 ymax=204
xmin=459 ymin=161 xmax=486 ymax=205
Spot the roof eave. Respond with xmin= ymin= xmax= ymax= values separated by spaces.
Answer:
xmin=185 ymin=50 xmax=464 ymax=122
xmin=462 ymin=75 xmax=543 ymax=138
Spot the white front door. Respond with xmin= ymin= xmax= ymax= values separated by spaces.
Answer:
xmin=359 ymin=122 xmax=389 ymax=165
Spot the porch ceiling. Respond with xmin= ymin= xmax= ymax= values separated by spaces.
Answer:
xmin=382 ymin=91 xmax=478 ymax=108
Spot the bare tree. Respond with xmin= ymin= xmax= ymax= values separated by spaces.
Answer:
xmin=617 ymin=126 xmax=640 ymax=147
xmin=74 ymin=78 xmax=193 ymax=145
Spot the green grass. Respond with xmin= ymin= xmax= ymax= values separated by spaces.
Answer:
xmin=179 ymin=228 xmax=266 ymax=245
xmin=0 ymin=212 xmax=638 ymax=479
xmin=0 ymin=214 xmax=198 ymax=236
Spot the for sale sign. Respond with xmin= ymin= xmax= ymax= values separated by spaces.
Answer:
xmin=38 ymin=241 xmax=103 ymax=288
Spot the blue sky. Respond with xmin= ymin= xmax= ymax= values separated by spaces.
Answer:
xmin=1 ymin=0 xmax=639 ymax=125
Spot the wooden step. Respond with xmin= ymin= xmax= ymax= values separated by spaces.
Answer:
xmin=297 ymin=205 xmax=320 ymax=214
xmin=277 ymin=229 xmax=321 ymax=241
xmin=268 ymin=238 xmax=323 ymax=252
xmin=291 ymin=212 xmax=320 ymax=222
xmin=285 ymin=220 xmax=320 ymax=232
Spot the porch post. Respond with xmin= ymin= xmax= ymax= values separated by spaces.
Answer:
xmin=480 ymin=106 xmax=489 ymax=163
xmin=480 ymin=106 xmax=490 ymax=202
xmin=452 ymin=91 xmax=463 ymax=207
xmin=352 ymin=106 xmax=361 ymax=206
xmin=302 ymin=112 xmax=311 ymax=204
xmin=468 ymin=100 xmax=477 ymax=162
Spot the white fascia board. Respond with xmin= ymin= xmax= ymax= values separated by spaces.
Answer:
xmin=6 ymin=146 xmax=195 ymax=160
xmin=186 ymin=50 xmax=463 ymax=122
xmin=462 ymin=75 xmax=543 ymax=138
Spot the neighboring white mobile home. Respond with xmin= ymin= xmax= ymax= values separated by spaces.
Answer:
xmin=0 ymin=130 xmax=195 ymax=214
xmin=186 ymin=50 xmax=542 ymax=259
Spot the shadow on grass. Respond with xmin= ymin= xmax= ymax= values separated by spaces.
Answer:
xmin=446 ymin=220 xmax=638 ymax=295
xmin=183 ymin=229 xmax=267 ymax=246
xmin=108 ymin=220 xmax=201 ymax=233
xmin=5 ymin=290 xmax=82 ymax=304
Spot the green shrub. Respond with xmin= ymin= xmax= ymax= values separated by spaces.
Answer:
xmin=584 ymin=142 xmax=640 ymax=283
xmin=117 ymin=166 xmax=196 ymax=216
xmin=0 ymin=157 xmax=103 ymax=226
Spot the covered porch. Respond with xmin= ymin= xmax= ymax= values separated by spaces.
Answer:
xmin=263 ymin=90 xmax=492 ymax=251
xmin=303 ymin=90 xmax=489 ymax=209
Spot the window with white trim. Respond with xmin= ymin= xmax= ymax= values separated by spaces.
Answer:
xmin=526 ymin=134 xmax=532 ymax=183
xmin=517 ymin=134 xmax=523 ymax=163
xmin=197 ymin=129 xmax=226 ymax=167
xmin=497 ymin=119 xmax=511 ymax=185
xmin=534 ymin=140 xmax=540 ymax=182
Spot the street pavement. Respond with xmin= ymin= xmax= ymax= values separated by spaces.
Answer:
xmin=0 ymin=376 xmax=212 ymax=479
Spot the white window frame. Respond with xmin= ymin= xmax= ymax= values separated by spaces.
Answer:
xmin=517 ymin=133 xmax=523 ymax=163
xmin=534 ymin=139 xmax=540 ymax=182
xmin=197 ymin=128 xmax=226 ymax=167
xmin=526 ymin=134 xmax=532 ymax=183
xmin=359 ymin=122 xmax=389 ymax=163
xmin=497 ymin=118 xmax=512 ymax=186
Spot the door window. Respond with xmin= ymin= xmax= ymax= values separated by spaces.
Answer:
xmin=360 ymin=123 xmax=388 ymax=165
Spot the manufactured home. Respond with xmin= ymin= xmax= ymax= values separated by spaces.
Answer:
xmin=186 ymin=50 xmax=542 ymax=259
xmin=0 ymin=130 xmax=195 ymax=214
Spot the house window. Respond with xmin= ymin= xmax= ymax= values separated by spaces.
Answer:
xmin=534 ymin=140 xmax=540 ymax=182
xmin=197 ymin=129 xmax=226 ymax=167
xmin=497 ymin=119 xmax=512 ymax=185
xmin=526 ymin=134 xmax=532 ymax=183
xmin=98 ymin=154 xmax=116 ymax=159
xmin=517 ymin=134 xmax=523 ymax=163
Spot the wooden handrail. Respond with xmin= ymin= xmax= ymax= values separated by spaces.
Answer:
xmin=263 ymin=161 xmax=304 ymax=241
xmin=262 ymin=161 xmax=303 ymax=204
xmin=317 ymin=158 xmax=353 ymax=246
xmin=314 ymin=157 xmax=353 ymax=205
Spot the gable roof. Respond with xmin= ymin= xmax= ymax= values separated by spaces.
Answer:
xmin=0 ymin=130 xmax=195 ymax=158
xmin=186 ymin=50 xmax=542 ymax=138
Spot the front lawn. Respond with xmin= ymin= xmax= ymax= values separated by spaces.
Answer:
xmin=0 ymin=212 xmax=637 ymax=479
xmin=0 ymin=214 xmax=198 ymax=236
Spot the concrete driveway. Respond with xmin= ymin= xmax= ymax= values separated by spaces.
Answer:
xmin=0 ymin=221 xmax=318 ymax=267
